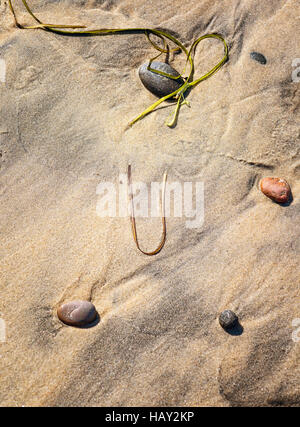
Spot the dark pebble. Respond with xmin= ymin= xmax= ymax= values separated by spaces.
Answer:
xmin=219 ymin=310 xmax=238 ymax=329
xmin=250 ymin=51 xmax=267 ymax=65
xmin=260 ymin=177 xmax=291 ymax=204
xmin=57 ymin=300 xmax=97 ymax=327
xmin=139 ymin=61 xmax=184 ymax=98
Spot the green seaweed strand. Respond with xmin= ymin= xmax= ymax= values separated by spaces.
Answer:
xmin=8 ymin=0 xmax=229 ymax=128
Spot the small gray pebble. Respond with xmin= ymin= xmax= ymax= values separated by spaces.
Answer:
xmin=250 ymin=51 xmax=267 ymax=65
xmin=57 ymin=300 xmax=97 ymax=327
xmin=219 ymin=310 xmax=238 ymax=329
xmin=139 ymin=61 xmax=184 ymax=98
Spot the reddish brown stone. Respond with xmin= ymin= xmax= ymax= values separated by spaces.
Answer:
xmin=57 ymin=300 xmax=97 ymax=327
xmin=260 ymin=177 xmax=291 ymax=204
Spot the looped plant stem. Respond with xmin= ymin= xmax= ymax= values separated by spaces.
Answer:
xmin=128 ymin=165 xmax=167 ymax=256
xmin=8 ymin=0 xmax=229 ymax=129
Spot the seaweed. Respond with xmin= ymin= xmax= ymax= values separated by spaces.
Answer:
xmin=8 ymin=0 xmax=229 ymax=129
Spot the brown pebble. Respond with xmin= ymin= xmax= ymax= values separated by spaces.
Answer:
xmin=260 ymin=177 xmax=291 ymax=204
xmin=57 ymin=300 xmax=97 ymax=327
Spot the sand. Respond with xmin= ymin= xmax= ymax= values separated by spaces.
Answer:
xmin=0 ymin=0 xmax=299 ymax=406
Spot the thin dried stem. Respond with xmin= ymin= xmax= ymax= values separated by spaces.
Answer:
xmin=127 ymin=165 xmax=167 ymax=256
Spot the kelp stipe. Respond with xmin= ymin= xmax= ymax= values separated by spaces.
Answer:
xmin=128 ymin=165 xmax=167 ymax=256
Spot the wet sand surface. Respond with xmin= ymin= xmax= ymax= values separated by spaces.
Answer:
xmin=0 ymin=0 xmax=299 ymax=406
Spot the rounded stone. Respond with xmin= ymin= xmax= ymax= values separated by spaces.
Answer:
xmin=219 ymin=310 xmax=238 ymax=329
xmin=57 ymin=300 xmax=97 ymax=327
xmin=250 ymin=51 xmax=267 ymax=65
xmin=139 ymin=61 xmax=184 ymax=98
xmin=260 ymin=177 xmax=291 ymax=204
